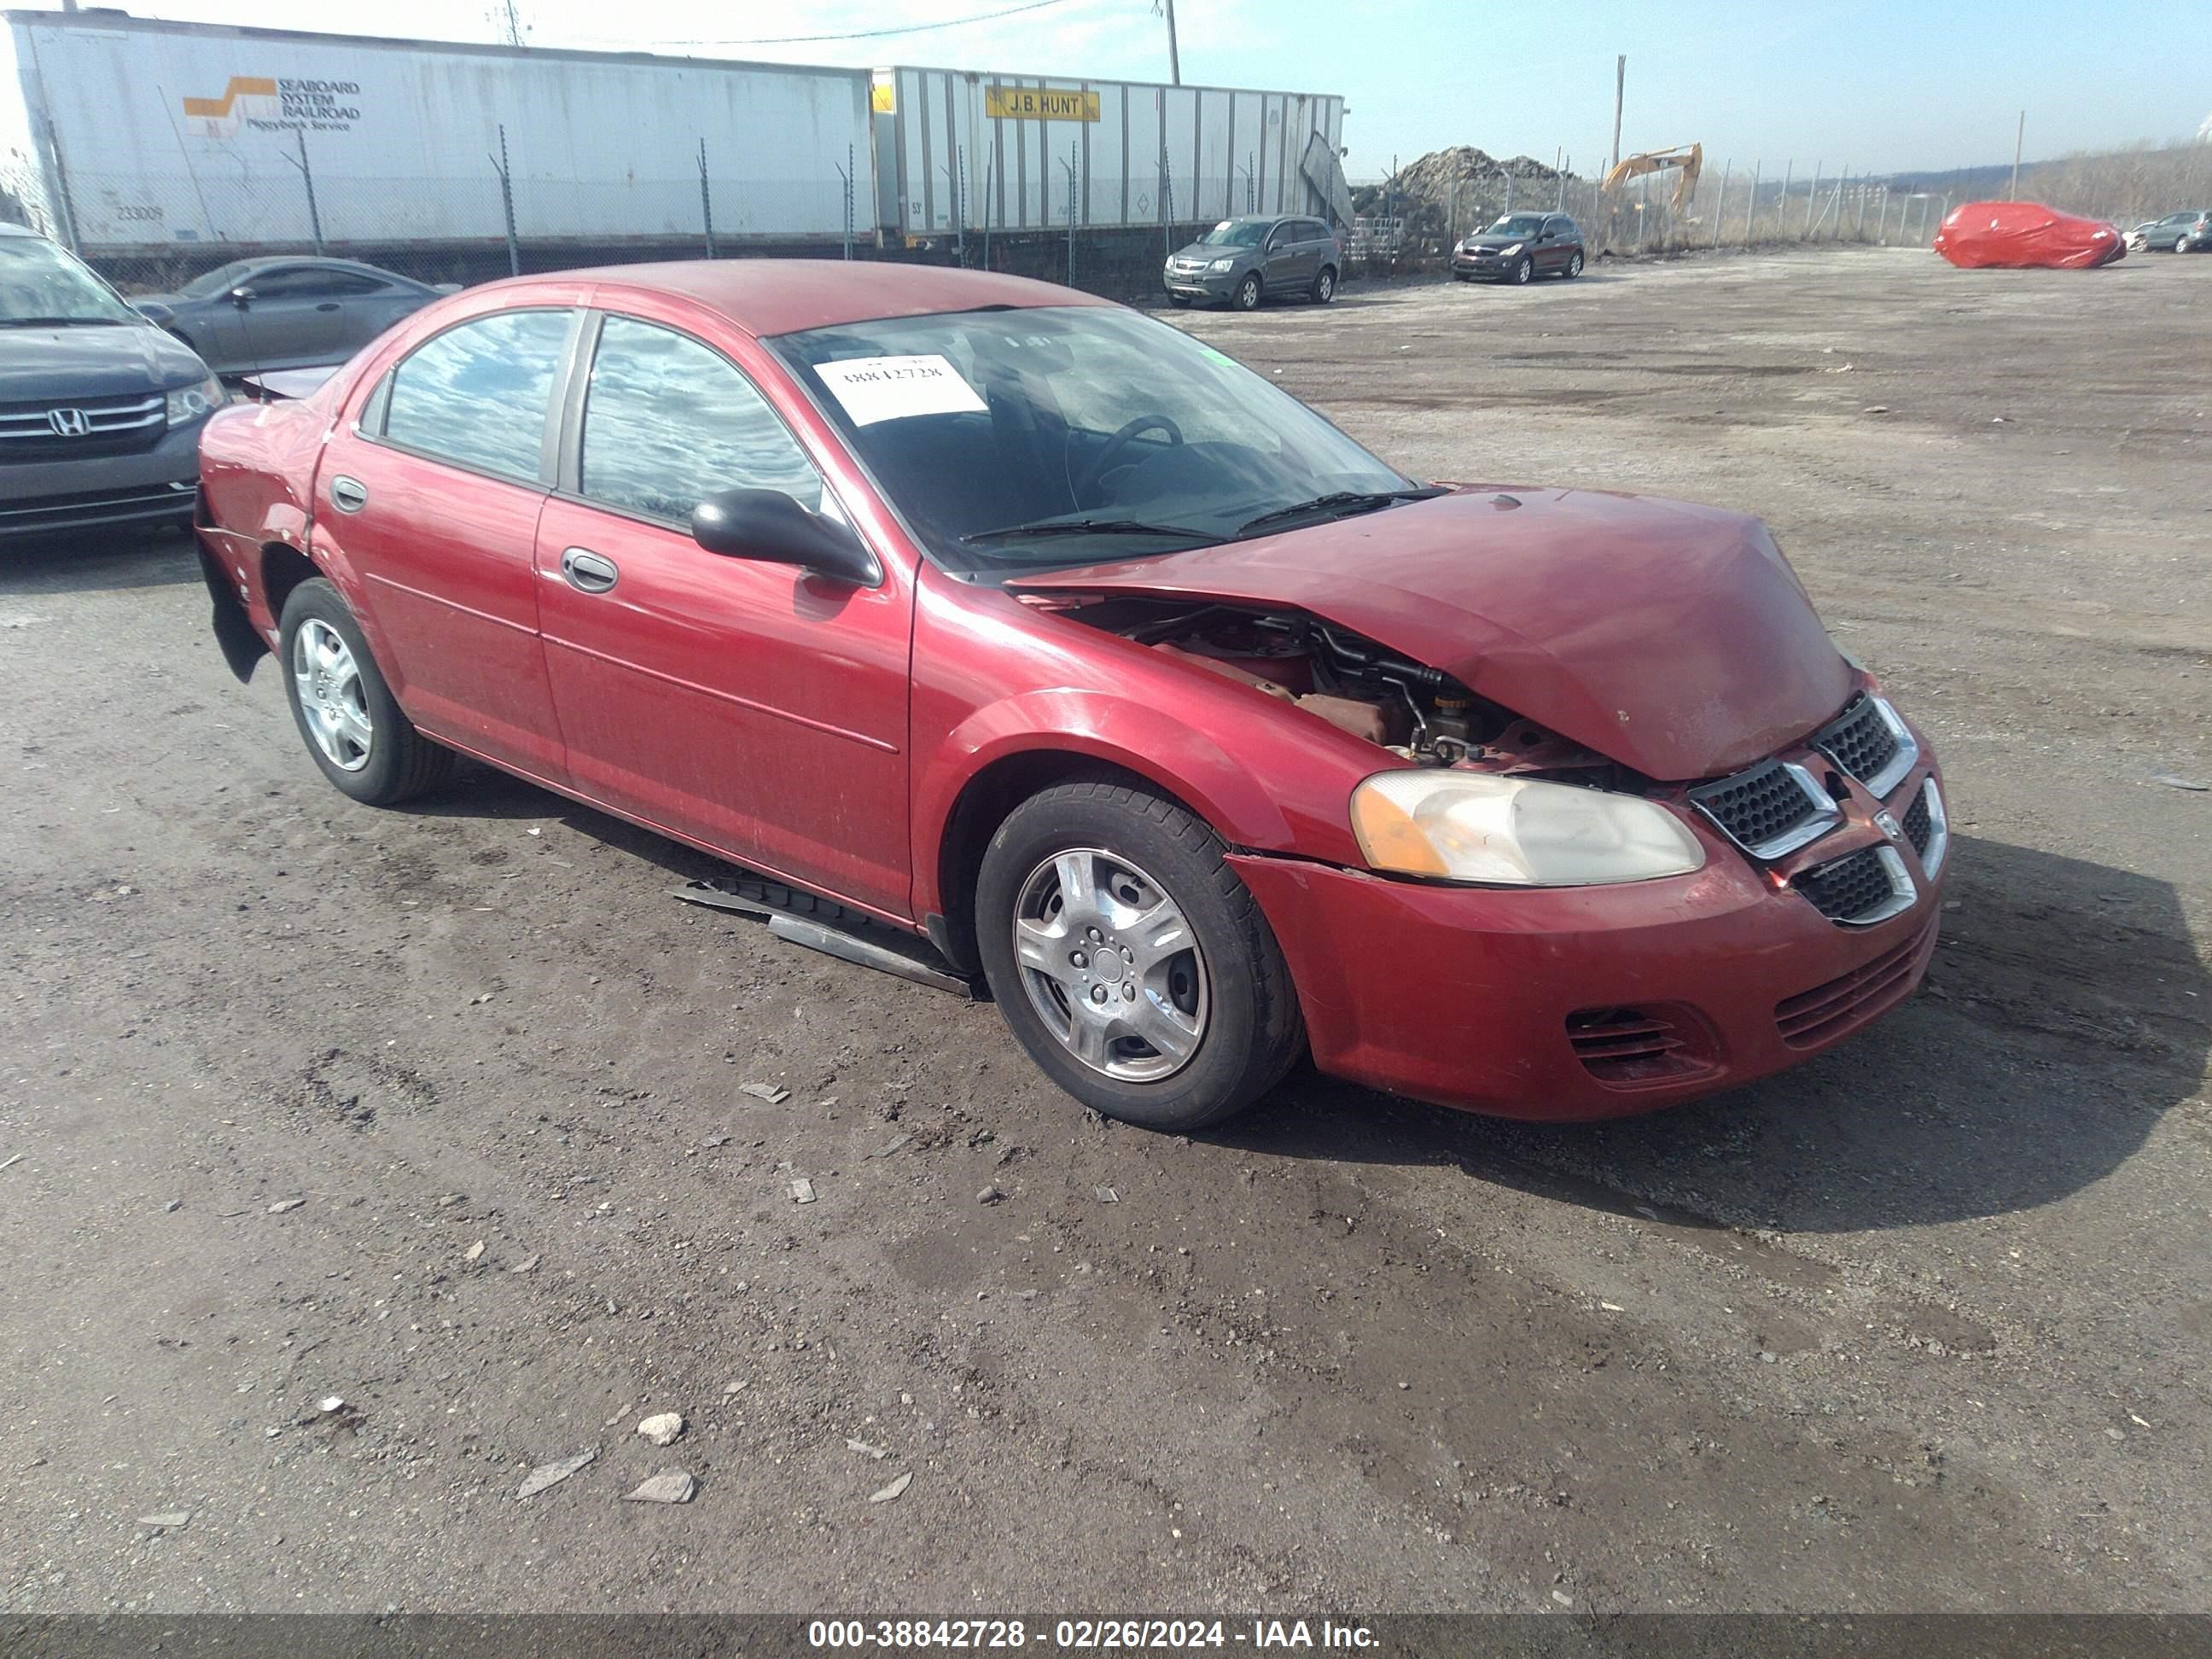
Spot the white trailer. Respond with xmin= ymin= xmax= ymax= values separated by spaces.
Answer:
xmin=873 ymin=66 xmax=1351 ymax=240
xmin=0 ymin=11 xmax=872 ymax=253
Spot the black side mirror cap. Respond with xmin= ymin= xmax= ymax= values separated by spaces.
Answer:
xmin=691 ymin=487 xmax=878 ymax=585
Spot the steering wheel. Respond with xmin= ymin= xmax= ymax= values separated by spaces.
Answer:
xmin=1074 ymin=414 xmax=1185 ymax=504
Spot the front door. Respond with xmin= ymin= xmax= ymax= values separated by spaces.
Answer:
xmin=230 ymin=266 xmax=351 ymax=367
xmin=1264 ymin=224 xmax=1310 ymax=292
xmin=312 ymin=306 xmax=576 ymax=780
xmin=533 ymin=312 xmax=913 ymax=917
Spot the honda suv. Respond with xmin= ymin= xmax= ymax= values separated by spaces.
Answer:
xmin=1 ymin=223 xmax=224 ymax=542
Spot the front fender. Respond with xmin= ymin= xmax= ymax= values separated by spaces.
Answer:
xmin=911 ymin=684 xmax=1378 ymax=923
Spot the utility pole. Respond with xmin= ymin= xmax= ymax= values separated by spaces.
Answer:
xmin=492 ymin=0 xmax=527 ymax=46
xmin=2009 ymin=110 xmax=2024 ymax=201
xmin=1161 ymin=0 xmax=1182 ymax=86
xmin=1610 ymin=55 xmax=1626 ymax=175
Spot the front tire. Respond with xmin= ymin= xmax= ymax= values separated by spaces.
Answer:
xmin=975 ymin=778 xmax=1304 ymax=1131
xmin=278 ymin=576 xmax=453 ymax=806
xmin=1310 ymin=265 xmax=1337 ymax=304
xmin=1512 ymin=256 xmax=1534 ymax=285
xmin=1167 ymin=294 xmax=1193 ymax=308
xmin=1231 ymin=272 xmax=1263 ymax=311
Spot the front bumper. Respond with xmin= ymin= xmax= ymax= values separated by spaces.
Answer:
xmin=0 ymin=417 xmax=204 ymax=539
xmin=1163 ymin=265 xmax=1237 ymax=299
xmin=1231 ymin=754 xmax=1947 ymax=1121
xmin=1451 ymin=252 xmax=1519 ymax=279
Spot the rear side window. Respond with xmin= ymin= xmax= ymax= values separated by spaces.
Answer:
xmin=579 ymin=315 xmax=823 ymax=524
xmin=382 ymin=309 xmax=572 ymax=482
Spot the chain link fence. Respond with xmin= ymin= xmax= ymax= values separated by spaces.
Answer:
xmin=1354 ymin=155 xmax=1949 ymax=273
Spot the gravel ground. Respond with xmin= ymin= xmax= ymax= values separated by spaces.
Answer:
xmin=0 ymin=246 xmax=2206 ymax=1615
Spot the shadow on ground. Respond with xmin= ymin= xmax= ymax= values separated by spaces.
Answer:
xmin=0 ymin=528 xmax=200 ymax=596
xmin=1225 ymin=833 xmax=2208 ymax=1235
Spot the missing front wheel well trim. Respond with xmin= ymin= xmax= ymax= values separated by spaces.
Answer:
xmin=934 ymin=754 xmax=1209 ymax=977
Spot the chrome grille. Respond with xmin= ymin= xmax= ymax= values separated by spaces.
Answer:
xmin=1901 ymin=778 xmax=1947 ymax=876
xmin=1687 ymin=758 xmax=1840 ymax=859
xmin=1813 ymin=694 xmax=1918 ymax=797
xmin=1794 ymin=844 xmax=1916 ymax=927
xmin=0 ymin=392 xmax=167 ymax=459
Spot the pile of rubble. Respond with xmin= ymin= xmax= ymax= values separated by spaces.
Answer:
xmin=1352 ymin=147 xmax=1575 ymax=241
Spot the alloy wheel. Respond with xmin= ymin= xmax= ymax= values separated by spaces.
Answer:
xmin=1011 ymin=847 xmax=1209 ymax=1082
xmin=292 ymin=618 xmax=374 ymax=772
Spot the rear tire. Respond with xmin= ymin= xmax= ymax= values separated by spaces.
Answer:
xmin=278 ymin=576 xmax=453 ymax=806
xmin=1563 ymin=250 xmax=1585 ymax=278
xmin=1231 ymin=272 xmax=1263 ymax=311
xmin=975 ymin=777 xmax=1304 ymax=1132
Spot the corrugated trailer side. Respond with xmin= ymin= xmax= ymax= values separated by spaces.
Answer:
xmin=3 ymin=11 xmax=871 ymax=253
xmin=0 ymin=17 xmax=63 ymax=239
xmin=876 ymin=66 xmax=1344 ymax=240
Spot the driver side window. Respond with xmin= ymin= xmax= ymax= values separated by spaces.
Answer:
xmin=579 ymin=316 xmax=824 ymax=525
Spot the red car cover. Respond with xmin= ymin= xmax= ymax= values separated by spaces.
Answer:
xmin=1933 ymin=201 xmax=2126 ymax=269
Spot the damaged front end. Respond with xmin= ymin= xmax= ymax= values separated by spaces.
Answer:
xmin=1048 ymin=594 xmax=1631 ymax=783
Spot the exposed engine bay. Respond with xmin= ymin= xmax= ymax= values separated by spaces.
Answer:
xmin=1050 ymin=597 xmax=1623 ymax=777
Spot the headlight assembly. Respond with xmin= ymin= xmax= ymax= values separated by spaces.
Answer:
xmin=1207 ymin=257 xmax=1237 ymax=273
xmin=1350 ymin=770 xmax=1706 ymax=887
xmin=166 ymin=374 xmax=225 ymax=427
xmin=1501 ymin=242 xmax=1524 ymax=257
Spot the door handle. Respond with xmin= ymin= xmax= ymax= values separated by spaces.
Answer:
xmin=315 ymin=302 xmax=342 ymax=312
xmin=561 ymin=546 xmax=619 ymax=594
xmin=329 ymin=474 xmax=368 ymax=513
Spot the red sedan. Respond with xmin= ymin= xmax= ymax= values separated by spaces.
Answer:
xmin=194 ymin=262 xmax=1947 ymax=1131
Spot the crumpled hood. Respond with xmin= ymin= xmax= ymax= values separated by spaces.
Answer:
xmin=1008 ymin=487 xmax=1854 ymax=781
xmin=0 ymin=323 xmax=210 ymax=403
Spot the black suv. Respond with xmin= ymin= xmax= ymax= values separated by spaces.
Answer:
xmin=1 ymin=223 xmax=224 ymax=542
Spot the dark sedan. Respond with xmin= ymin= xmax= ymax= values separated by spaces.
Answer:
xmin=1452 ymin=212 xmax=1586 ymax=284
xmin=133 ymin=258 xmax=457 ymax=375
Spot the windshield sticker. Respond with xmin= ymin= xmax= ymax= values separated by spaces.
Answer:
xmin=815 ymin=354 xmax=987 ymax=426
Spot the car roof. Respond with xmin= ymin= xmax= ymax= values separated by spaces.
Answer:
xmin=235 ymin=255 xmax=413 ymax=279
xmin=0 ymin=222 xmax=42 ymax=240
xmin=493 ymin=259 xmax=1114 ymax=339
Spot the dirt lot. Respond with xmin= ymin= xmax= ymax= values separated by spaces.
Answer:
xmin=2 ymin=246 xmax=2208 ymax=1616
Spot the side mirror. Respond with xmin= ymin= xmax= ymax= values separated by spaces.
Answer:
xmin=691 ymin=487 xmax=877 ymax=585
xmin=228 ymin=286 xmax=256 ymax=309
xmin=133 ymin=300 xmax=175 ymax=328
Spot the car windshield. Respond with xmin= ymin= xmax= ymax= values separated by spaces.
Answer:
xmin=178 ymin=260 xmax=262 ymax=298
xmin=770 ymin=305 xmax=1421 ymax=573
xmin=1196 ymin=220 xmax=1269 ymax=247
xmin=1484 ymin=214 xmax=1547 ymax=238
xmin=0 ymin=236 xmax=138 ymax=325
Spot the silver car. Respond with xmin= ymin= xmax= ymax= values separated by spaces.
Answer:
xmin=1163 ymin=214 xmax=1342 ymax=311
xmin=132 ymin=257 xmax=457 ymax=375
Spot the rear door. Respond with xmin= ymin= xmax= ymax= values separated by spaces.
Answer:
xmin=532 ymin=311 xmax=913 ymax=916
xmin=312 ymin=306 xmax=578 ymax=780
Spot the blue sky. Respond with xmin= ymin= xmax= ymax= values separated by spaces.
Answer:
xmin=49 ymin=0 xmax=2212 ymax=178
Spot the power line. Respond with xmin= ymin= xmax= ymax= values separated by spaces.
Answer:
xmin=639 ymin=0 xmax=1088 ymax=48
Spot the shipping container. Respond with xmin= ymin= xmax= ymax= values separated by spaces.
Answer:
xmin=0 ymin=10 xmax=872 ymax=253
xmin=871 ymin=65 xmax=1351 ymax=239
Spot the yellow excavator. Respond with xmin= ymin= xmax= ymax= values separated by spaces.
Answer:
xmin=1602 ymin=143 xmax=1704 ymax=213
